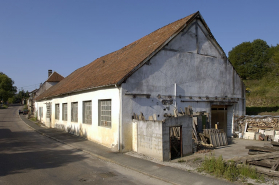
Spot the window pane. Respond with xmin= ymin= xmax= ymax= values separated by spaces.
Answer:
xmin=99 ymin=100 xmax=111 ymax=127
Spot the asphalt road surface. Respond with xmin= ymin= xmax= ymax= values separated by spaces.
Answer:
xmin=0 ymin=106 xmax=170 ymax=185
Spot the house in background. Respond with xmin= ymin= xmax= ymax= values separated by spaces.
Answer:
xmin=35 ymin=11 xmax=245 ymax=161
xmin=27 ymin=88 xmax=38 ymax=114
xmin=32 ymin=70 xmax=64 ymax=116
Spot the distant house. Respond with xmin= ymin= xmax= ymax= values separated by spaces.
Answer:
xmin=33 ymin=70 xmax=64 ymax=116
xmin=35 ymin=11 xmax=245 ymax=161
xmin=27 ymin=88 xmax=38 ymax=114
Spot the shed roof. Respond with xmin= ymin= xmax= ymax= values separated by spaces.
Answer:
xmin=36 ymin=11 xmax=199 ymax=101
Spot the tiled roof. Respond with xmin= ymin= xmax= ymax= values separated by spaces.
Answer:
xmin=46 ymin=72 xmax=64 ymax=82
xmin=36 ymin=12 xmax=198 ymax=101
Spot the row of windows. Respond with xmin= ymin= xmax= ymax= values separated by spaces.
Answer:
xmin=53 ymin=99 xmax=111 ymax=127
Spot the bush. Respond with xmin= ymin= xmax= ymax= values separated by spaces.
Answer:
xmin=0 ymin=104 xmax=8 ymax=109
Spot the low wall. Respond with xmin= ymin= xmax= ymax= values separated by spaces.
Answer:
xmin=133 ymin=116 xmax=193 ymax=161
xmin=135 ymin=120 xmax=163 ymax=160
xmin=162 ymin=116 xmax=192 ymax=161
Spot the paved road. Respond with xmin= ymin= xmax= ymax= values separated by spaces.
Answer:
xmin=0 ymin=106 xmax=170 ymax=185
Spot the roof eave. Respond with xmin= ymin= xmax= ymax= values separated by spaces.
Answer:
xmin=36 ymin=84 xmax=116 ymax=101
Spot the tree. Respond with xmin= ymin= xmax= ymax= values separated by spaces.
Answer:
xmin=267 ymin=44 xmax=279 ymax=75
xmin=228 ymin=39 xmax=270 ymax=80
xmin=14 ymin=90 xmax=30 ymax=104
xmin=0 ymin=72 xmax=17 ymax=103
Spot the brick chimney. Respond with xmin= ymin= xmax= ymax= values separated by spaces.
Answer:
xmin=48 ymin=70 xmax=52 ymax=77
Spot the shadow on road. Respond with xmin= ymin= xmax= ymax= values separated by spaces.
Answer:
xmin=0 ymin=128 xmax=88 ymax=177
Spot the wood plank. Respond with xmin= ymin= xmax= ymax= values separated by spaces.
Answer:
xmin=271 ymin=141 xmax=279 ymax=146
xmin=232 ymin=151 xmax=279 ymax=163
xmin=249 ymin=160 xmax=272 ymax=168
xmin=245 ymin=146 xmax=279 ymax=152
xmin=248 ymin=150 xmax=269 ymax=155
xmin=271 ymin=159 xmax=279 ymax=171
xmin=249 ymin=165 xmax=279 ymax=177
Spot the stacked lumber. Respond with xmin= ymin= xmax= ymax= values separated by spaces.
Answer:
xmin=236 ymin=115 xmax=279 ymax=128
xmin=234 ymin=141 xmax=279 ymax=174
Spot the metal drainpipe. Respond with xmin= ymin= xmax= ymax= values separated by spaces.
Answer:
xmin=174 ymin=83 xmax=177 ymax=108
xmin=117 ymin=84 xmax=122 ymax=152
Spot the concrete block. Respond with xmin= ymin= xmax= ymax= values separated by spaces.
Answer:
xmin=274 ymin=135 xmax=279 ymax=142
xmin=259 ymin=129 xmax=265 ymax=134
xmin=265 ymin=130 xmax=274 ymax=136
xmin=243 ymin=132 xmax=255 ymax=140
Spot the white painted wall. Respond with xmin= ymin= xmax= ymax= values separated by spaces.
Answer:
xmin=36 ymin=87 xmax=120 ymax=149
xmin=121 ymin=18 xmax=245 ymax=150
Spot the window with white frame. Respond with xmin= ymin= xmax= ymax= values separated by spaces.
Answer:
xmin=71 ymin=102 xmax=78 ymax=122
xmin=62 ymin=103 xmax=67 ymax=121
xmin=39 ymin=107 xmax=43 ymax=117
xmin=83 ymin=101 xmax=92 ymax=124
xmin=55 ymin=104 xmax=60 ymax=120
xmin=98 ymin=99 xmax=111 ymax=127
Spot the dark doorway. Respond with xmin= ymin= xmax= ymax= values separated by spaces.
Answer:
xmin=211 ymin=105 xmax=227 ymax=133
xmin=170 ymin=126 xmax=182 ymax=160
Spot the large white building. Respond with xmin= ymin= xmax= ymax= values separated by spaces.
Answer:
xmin=35 ymin=11 xmax=245 ymax=160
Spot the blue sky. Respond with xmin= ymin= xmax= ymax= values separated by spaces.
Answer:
xmin=1 ymin=0 xmax=278 ymax=92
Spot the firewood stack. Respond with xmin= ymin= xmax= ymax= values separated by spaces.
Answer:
xmin=236 ymin=116 xmax=279 ymax=128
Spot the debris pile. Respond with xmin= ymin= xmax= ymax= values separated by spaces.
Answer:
xmin=236 ymin=115 xmax=279 ymax=128
xmin=234 ymin=115 xmax=279 ymax=142
xmin=234 ymin=142 xmax=279 ymax=175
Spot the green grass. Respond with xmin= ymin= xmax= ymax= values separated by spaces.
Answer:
xmin=244 ymin=74 xmax=279 ymax=115
xmin=178 ymin=159 xmax=186 ymax=163
xmin=29 ymin=117 xmax=37 ymax=122
xmin=0 ymin=104 xmax=8 ymax=109
xmin=198 ymin=156 xmax=264 ymax=182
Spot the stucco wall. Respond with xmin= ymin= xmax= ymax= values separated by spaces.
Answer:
xmin=121 ymin=18 xmax=245 ymax=150
xmin=36 ymin=87 xmax=120 ymax=149
xmin=135 ymin=120 xmax=163 ymax=160
xmin=163 ymin=116 xmax=192 ymax=161
xmin=133 ymin=116 xmax=192 ymax=161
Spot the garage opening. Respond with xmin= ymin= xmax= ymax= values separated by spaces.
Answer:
xmin=211 ymin=105 xmax=227 ymax=133
xmin=170 ymin=126 xmax=182 ymax=160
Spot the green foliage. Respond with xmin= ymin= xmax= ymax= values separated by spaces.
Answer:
xmin=178 ymin=159 xmax=186 ymax=163
xmin=8 ymin=97 xmax=15 ymax=104
xmin=14 ymin=90 xmax=30 ymax=104
xmin=0 ymin=104 xmax=8 ymax=109
xmin=0 ymin=72 xmax=17 ymax=102
xmin=199 ymin=156 xmax=264 ymax=182
xmin=228 ymin=39 xmax=270 ymax=80
xmin=23 ymin=104 xmax=28 ymax=110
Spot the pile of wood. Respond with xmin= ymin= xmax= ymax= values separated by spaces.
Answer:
xmin=236 ymin=115 xmax=279 ymax=128
xmin=234 ymin=142 xmax=279 ymax=175
xmin=192 ymin=127 xmax=228 ymax=151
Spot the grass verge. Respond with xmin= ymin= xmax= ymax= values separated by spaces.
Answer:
xmin=198 ymin=155 xmax=264 ymax=182
xmin=0 ymin=105 xmax=8 ymax=109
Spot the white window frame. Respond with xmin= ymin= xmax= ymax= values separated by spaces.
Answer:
xmin=98 ymin=99 xmax=111 ymax=127
xmin=39 ymin=107 xmax=43 ymax=118
xmin=71 ymin=102 xmax=78 ymax=122
xmin=55 ymin=104 xmax=60 ymax=120
xmin=83 ymin=101 xmax=92 ymax=124
xmin=62 ymin=103 xmax=67 ymax=121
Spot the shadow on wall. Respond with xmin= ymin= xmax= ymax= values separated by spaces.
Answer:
xmin=54 ymin=123 xmax=87 ymax=138
xmin=0 ymin=129 xmax=88 ymax=176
